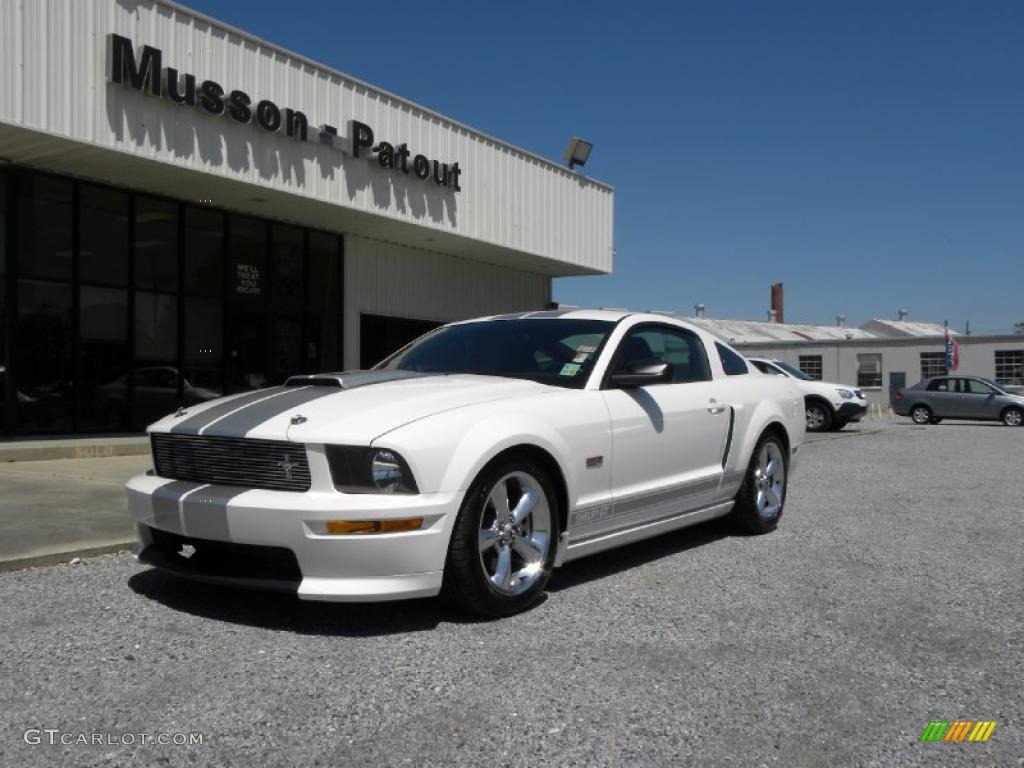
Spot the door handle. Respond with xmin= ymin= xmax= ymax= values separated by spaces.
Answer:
xmin=707 ymin=399 xmax=727 ymax=414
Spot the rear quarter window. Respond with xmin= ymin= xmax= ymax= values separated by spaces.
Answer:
xmin=716 ymin=342 xmax=749 ymax=376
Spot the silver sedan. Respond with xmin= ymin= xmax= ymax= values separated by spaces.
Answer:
xmin=894 ymin=376 xmax=1024 ymax=426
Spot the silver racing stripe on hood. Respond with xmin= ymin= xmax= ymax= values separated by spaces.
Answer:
xmin=168 ymin=371 xmax=441 ymax=437
xmin=195 ymin=385 xmax=343 ymax=438
xmin=169 ymin=387 xmax=293 ymax=435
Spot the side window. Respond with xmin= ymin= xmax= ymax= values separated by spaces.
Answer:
xmin=752 ymin=360 xmax=782 ymax=375
xmin=965 ymin=379 xmax=995 ymax=395
xmin=614 ymin=326 xmax=711 ymax=384
xmin=927 ymin=378 xmax=949 ymax=392
xmin=716 ymin=342 xmax=749 ymax=376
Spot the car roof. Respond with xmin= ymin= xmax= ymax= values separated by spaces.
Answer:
xmin=453 ymin=309 xmax=711 ymax=332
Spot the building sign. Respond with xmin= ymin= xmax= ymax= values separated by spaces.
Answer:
xmin=107 ymin=34 xmax=462 ymax=191
xmin=235 ymin=263 xmax=262 ymax=296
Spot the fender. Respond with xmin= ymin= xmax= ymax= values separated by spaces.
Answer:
xmin=729 ymin=385 xmax=802 ymax=474
xmin=373 ymin=408 xmax=580 ymax=504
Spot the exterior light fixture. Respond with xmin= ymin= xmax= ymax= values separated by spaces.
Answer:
xmin=564 ymin=137 xmax=593 ymax=170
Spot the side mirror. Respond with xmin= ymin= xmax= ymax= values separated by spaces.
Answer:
xmin=609 ymin=359 xmax=671 ymax=388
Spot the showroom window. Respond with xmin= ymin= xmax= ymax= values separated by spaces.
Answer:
xmin=994 ymin=350 xmax=1023 ymax=386
xmin=856 ymin=353 xmax=882 ymax=388
xmin=920 ymin=351 xmax=946 ymax=379
xmin=0 ymin=167 xmax=343 ymax=435
xmin=798 ymin=355 xmax=823 ymax=381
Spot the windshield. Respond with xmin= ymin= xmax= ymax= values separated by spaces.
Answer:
xmin=376 ymin=319 xmax=614 ymax=389
xmin=773 ymin=360 xmax=813 ymax=380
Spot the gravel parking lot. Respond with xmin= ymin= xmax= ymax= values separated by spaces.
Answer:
xmin=1 ymin=420 xmax=1021 ymax=767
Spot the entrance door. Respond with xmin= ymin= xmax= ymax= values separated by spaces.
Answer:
xmin=889 ymin=371 xmax=905 ymax=407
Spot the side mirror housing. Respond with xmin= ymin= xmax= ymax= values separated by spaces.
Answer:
xmin=608 ymin=360 xmax=671 ymax=388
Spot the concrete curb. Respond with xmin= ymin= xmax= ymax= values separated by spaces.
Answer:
xmin=0 ymin=438 xmax=149 ymax=463
xmin=0 ymin=541 xmax=136 ymax=573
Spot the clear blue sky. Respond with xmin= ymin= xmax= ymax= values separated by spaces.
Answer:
xmin=191 ymin=0 xmax=1023 ymax=334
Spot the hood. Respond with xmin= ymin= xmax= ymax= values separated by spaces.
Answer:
xmin=148 ymin=372 xmax=553 ymax=444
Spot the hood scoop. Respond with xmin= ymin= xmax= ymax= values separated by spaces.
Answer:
xmin=284 ymin=370 xmax=431 ymax=390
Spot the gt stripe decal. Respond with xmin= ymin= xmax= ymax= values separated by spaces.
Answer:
xmin=570 ymin=474 xmax=726 ymax=528
xmin=170 ymin=387 xmax=292 ymax=435
xmin=198 ymin=386 xmax=340 ymax=437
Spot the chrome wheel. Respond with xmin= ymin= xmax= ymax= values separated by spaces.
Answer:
xmin=477 ymin=471 xmax=552 ymax=596
xmin=753 ymin=442 xmax=785 ymax=520
xmin=911 ymin=406 xmax=931 ymax=425
xmin=805 ymin=404 xmax=826 ymax=431
xmin=1004 ymin=408 xmax=1023 ymax=427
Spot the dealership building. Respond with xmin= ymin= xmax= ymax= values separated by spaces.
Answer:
xmin=0 ymin=0 xmax=613 ymax=435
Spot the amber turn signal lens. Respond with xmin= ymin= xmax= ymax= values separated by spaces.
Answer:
xmin=325 ymin=518 xmax=424 ymax=535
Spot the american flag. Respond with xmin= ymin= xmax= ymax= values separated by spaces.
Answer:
xmin=945 ymin=327 xmax=960 ymax=372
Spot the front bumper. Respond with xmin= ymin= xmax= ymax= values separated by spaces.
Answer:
xmin=126 ymin=474 xmax=461 ymax=602
xmin=836 ymin=402 xmax=868 ymax=422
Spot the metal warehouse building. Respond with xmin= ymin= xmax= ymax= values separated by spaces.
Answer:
xmin=0 ymin=0 xmax=614 ymax=436
xmin=686 ymin=313 xmax=1024 ymax=408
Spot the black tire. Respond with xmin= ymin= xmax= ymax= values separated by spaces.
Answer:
xmin=805 ymin=400 xmax=833 ymax=432
xmin=910 ymin=404 xmax=932 ymax=425
xmin=728 ymin=432 xmax=787 ymax=535
xmin=441 ymin=456 xmax=558 ymax=617
xmin=1001 ymin=406 xmax=1023 ymax=427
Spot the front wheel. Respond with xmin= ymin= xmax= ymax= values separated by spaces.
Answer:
xmin=728 ymin=433 xmax=787 ymax=535
xmin=805 ymin=401 xmax=832 ymax=432
xmin=910 ymin=405 xmax=933 ymax=425
xmin=442 ymin=457 xmax=557 ymax=617
xmin=1002 ymin=407 xmax=1023 ymax=427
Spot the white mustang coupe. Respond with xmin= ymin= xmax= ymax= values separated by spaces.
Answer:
xmin=127 ymin=310 xmax=804 ymax=616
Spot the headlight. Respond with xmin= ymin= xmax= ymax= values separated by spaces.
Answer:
xmin=837 ymin=388 xmax=855 ymax=400
xmin=325 ymin=446 xmax=419 ymax=494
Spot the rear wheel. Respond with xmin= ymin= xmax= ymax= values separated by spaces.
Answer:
xmin=1002 ymin=407 xmax=1023 ymax=427
xmin=728 ymin=433 xmax=787 ymax=535
xmin=910 ymin=404 xmax=933 ymax=425
xmin=442 ymin=457 xmax=557 ymax=617
xmin=805 ymin=401 xmax=832 ymax=432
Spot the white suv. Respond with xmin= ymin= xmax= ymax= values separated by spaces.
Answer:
xmin=748 ymin=357 xmax=867 ymax=432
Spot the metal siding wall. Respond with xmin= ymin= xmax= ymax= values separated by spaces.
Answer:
xmin=0 ymin=0 xmax=613 ymax=273
xmin=343 ymin=235 xmax=549 ymax=369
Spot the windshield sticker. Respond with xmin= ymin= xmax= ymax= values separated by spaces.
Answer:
xmin=560 ymin=363 xmax=582 ymax=377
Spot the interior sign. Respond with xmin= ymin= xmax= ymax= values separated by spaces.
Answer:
xmin=108 ymin=34 xmax=463 ymax=191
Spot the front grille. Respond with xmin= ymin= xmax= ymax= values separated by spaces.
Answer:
xmin=151 ymin=433 xmax=311 ymax=492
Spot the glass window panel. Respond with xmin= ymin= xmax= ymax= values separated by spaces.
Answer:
xmin=307 ymin=232 xmax=339 ymax=313
xmin=184 ymin=296 xmax=222 ymax=398
xmin=798 ymin=355 xmax=823 ymax=381
xmin=271 ymin=224 xmax=303 ymax=312
xmin=17 ymin=175 xmax=73 ymax=282
xmin=80 ymin=185 xmax=129 ymax=286
xmin=134 ymin=197 xmax=178 ymax=292
xmin=134 ymin=292 xmax=177 ymax=361
xmin=184 ymin=207 xmax=224 ymax=297
xmin=994 ymin=350 xmax=1023 ymax=386
xmin=15 ymin=279 xmax=73 ymax=433
xmin=857 ymin=353 xmax=883 ymax=388
xmin=80 ymin=286 xmax=127 ymax=342
xmin=307 ymin=232 xmax=341 ymax=371
xmin=920 ymin=352 xmax=946 ymax=379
